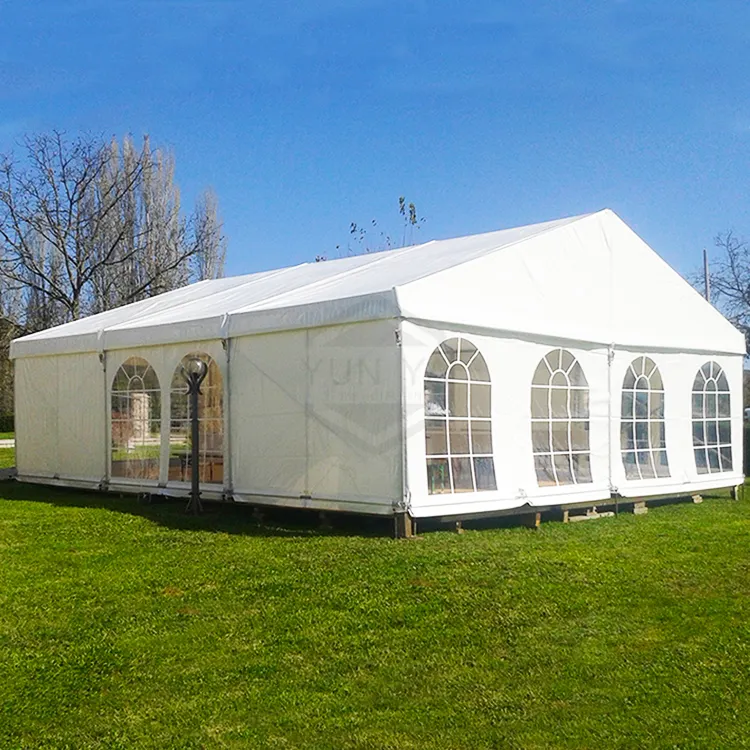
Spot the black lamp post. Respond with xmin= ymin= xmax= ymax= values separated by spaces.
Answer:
xmin=181 ymin=357 xmax=208 ymax=515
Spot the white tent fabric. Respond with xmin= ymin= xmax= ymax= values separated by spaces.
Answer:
xmin=11 ymin=210 xmax=745 ymax=519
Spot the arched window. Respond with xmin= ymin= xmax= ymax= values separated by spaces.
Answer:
xmin=692 ymin=362 xmax=732 ymax=474
xmin=169 ymin=353 xmax=224 ymax=484
xmin=111 ymin=357 xmax=161 ymax=480
xmin=424 ymin=337 xmax=497 ymax=494
xmin=531 ymin=349 xmax=592 ymax=486
xmin=621 ymin=357 xmax=670 ymax=480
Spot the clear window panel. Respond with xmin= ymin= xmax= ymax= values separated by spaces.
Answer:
xmin=470 ymin=383 xmax=491 ymax=418
xmin=469 ymin=353 xmax=490 ymax=382
xmin=706 ymin=394 xmax=717 ymax=418
xmin=425 ymin=419 xmax=447 ymax=455
xmin=560 ymin=350 xmax=574 ymax=372
xmin=530 ymin=387 xmax=549 ymax=419
xmin=570 ymin=421 xmax=589 ymax=451
xmin=551 ymin=372 xmax=568 ymax=387
xmin=621 ymin=392 xmax=634 ymax=419
xmin=650 ymin=392 xmax=664 ymax=419
xmin=451 ymin=457 xmax=474 ymax=492
xmin=623 ymin=368 xmax=636 ymax=389
xmin=440 ymin=339 xmax=459 ymax=364
xmin=649 ymin=421 xmax=666 ymax=450
xmin=655 ymin=450 xmax=670 ymax=478
xmin=531 ymin=421 xmax=551 ymax=452
xmin=427 ymin=458 xmax=451 ymax=494
xmin=637 ymin=451 xmax=655 ymax=479
xmin=692 ymin=421 xmax=705 ymax=446
xmin=534 ymin=454 xmax=556 ymax=486
xmin=572 ymin=453 xmax=592 ymax=483
xmin=551 ymin=421 xmax=570 ymax=452
xmin=470 ymin=420 xmax=493 ymax=455
xmin=706 ymin=421 xmax=718 ymax=445
xmin=635 ymin=391 xmax=648 ymax=419
xmin=706 ymin=379 xmax=717 ymax=393
xmin=449 ymin=420 xmax=470 ymax=454
xmin=425 ymin=351 xmax=448 ymax=378
xmin=635 ymin=422 xmax=649 ymax=450
xmin=717 ymin=372 xmax=729 ymax=391
xmin=570 ymin=389 xmax=589 ymax=419
xmin=550 ymin=388 xmax=569 ymax=419
xmin=532 ymin=360 xmax=551 ymax=386
xmin=459 ymin=339 xmax=477 ymax=364
xmin=623 ymin=451 xmax=639 ymax=479
xmin=621 ymin=421 xmax=635 ymax=451
xmin=695 ymin=448 xmax=708 ymax=474
xmin=707 ymin=447 xmax=720 ymax=471
xmin=448 ymin=363 xmax=468 ymax=381
xmin=474 ymin=457 xmax=497 ymax=491
xmin=701 ymin=363 xmax=711 ymax=379
xmin=553 ymin=454 xmax=573 ymax=485
xmin=692 ymin=394 xmax=703 ymax=419
xmin=550 ymin=349 xmax=563 ymax=371
xmin=718 ymin=394 xmax=730 ymax=418
xmin=424 ymin=381 xmax=447 ymax=416
xmin=649 ymin=367 xmax=663 ymax=390
xmin=718 ymin=420 xmax=731 ymax=445
xmin=448 ymin=381 xmax=469 ymax=417
xmin=719 ymin=446 xmax=733 ymax=471
xmin=568 ymin=362 xmax=587 ymax=387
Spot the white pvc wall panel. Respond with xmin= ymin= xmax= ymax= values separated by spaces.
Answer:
xmin=15 ymin=353 xmax=105 ymax=482
xmin=306 ymin=321 xmax=401 ymax=508
xmin=231 ymin=321 xmax=401 ymax=513
xmin=230 ymin=330 xmax=308 ymax=497
xmin=610 ymin=349 xmax=743 ymax=497
xmin=403 ymin=322 xmax=612 ymax=518
xmin=403 ymin=322 xmax=743 ymax=518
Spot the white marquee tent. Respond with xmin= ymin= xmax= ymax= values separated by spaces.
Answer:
xmin=10 ymin=209 xmax=745 ymax=524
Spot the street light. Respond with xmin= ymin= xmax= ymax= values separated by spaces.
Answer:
xmin=181 ymin=357 xmax=208 ymax=515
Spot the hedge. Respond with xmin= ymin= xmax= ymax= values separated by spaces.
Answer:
xmin=0 ymin=415 xmax=13 ymax=433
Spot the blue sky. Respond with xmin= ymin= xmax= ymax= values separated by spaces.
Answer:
xmin=1 ymin=0 xmax=749 ymax=277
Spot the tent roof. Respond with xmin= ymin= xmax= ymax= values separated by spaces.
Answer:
xmin=11 ymin=209 xmax=745 ymax=357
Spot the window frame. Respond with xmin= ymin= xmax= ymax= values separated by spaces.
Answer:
xmin=530 ymin=348 xmax=592 ymax=487
xmin=692 ymin=361 xmax=733 ymax=474
xmin=620 ymin=356 xmax=670 ymax=481
xmin=424 ymin=337 xmax=497 ymax=495
xmin=110 ymin=356 xmax=162 ymax=482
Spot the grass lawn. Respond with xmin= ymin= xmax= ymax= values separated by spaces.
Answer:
xmin=0 ymin=446 xmax=14 ymax=469
xmin=0 ymin=431 xmax=13 ymax=440
xmin=0 ymin=484 xmax=749 ymax=748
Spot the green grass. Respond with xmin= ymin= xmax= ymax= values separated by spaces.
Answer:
xmin=0 ymin=485 xmax=749 ymax=748
xmin=0 ymin=431 xmax=13 ymax=440
xmin=0 ymin=446 xmax=14 ymax=468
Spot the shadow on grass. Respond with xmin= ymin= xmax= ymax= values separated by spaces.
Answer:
xmin=0 ymin=479 xmax=395 ymax=539
xmin=0 ymin=477 xmax=742 ymax=540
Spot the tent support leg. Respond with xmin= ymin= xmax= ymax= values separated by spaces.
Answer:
xmin=394 ymin=512 xmax=416 ymax=539
xmin=633 ymin=501 xmax=648 ymax=515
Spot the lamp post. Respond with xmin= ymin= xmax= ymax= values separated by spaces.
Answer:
xmin=181 ymin=357 xmax=208 ymax=515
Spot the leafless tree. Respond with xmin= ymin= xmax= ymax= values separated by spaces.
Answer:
xmin=702 ymin=231 xmax=750 ymax=350
xmin=0 ymin=131 xmax=226 ymax=331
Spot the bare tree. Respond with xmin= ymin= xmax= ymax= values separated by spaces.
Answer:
xmin=702 ymin=231 xmax=750 ymax=350
xmin=0 ymin=131 xmax=226 ymax=331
